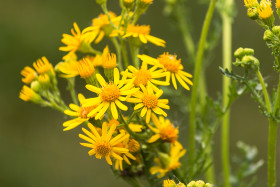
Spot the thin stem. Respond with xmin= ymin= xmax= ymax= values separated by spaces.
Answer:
xmin=189 ymin=0 xmax=216 ymax=175
xmin=256 ymin=70 xmax=271 ymax=113
xmin=268 ymin=119 xmax=278 ymax=187
xmin=101 ymin=4 xmax=116 ymax=29
xmin=111 ymin=38 xmax=124 ymax=71
xmin=67 ymin=78 xmax=78 ymax=105
xmin=267 ymin=73 xmax=280 ymax=187
xmin=121 ymin=40 xmax=129 ymax=68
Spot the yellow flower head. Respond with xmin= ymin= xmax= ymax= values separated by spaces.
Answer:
xmin=19 ymin=85 xmax=42 ymax=103
xmin=122 ymin=24 xmax=166 ymax=47
xmin=163 ymin=179 xmax=177 ymax=187
xmin=258 ymin=0 xmax=273 ymax=19
xmin=148 ymin=114 xmax=178 ymax=143
xmin=127 ymin=84 xmax=169 ymax=123
xmin=38 ymin=74 xmax=50 ymax=88
xmin=276 ymin=0 xmax=280 ymax=9
xmin=21 ymin=66 xmax=37 ymax=84
xmin=150 ymin=141 xmax=186 ymax=178
xmin=244 ymin=0 xmax=259 ymax=8
xmin=102 ymin=47 xmax=117 ymax=69
xmin=83 ymin=12 xmax=120 ymax=44
xmin=77 ymin=57 xmax=96 ymax=79
xmin=55 ymin=60 xmax=79 ymax=78
xmin=127 ymin=139 xmax=140 ymax=153
xmin=138 ymin=53 xmax=193 ymax=90
xmin=125 ymin=63 xmax=169 ymax=91
xmin=114 ymin=133 xmax=137 ymax=170
xmin=79 ymin=122 xmax=130 ymax=165
xmin=83 ymin=68 xmax=139 ymax=120
xmin=63 ymin=94 xmax=96 ymax=131
xmin=59 ymin=22 xmax=92 ymax=53
xmin=33 ymin=56 xmax=55 ymax=76
xmin=104 ymin=118 xmax=144 ymax=133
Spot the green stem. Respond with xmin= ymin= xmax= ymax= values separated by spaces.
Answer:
xmin=221 ymin=8 xmax=233 ymax=187
xmin=189 ymin=0 xmax=216 ymax=175
xmin=268 ymin=119 xmax=278 ymax=187
xmin=121 ymin=40 xmax=129 ymax=68
xmin=111 ymin=38 xmax=124 ymax=71
xmin=256 ymin=70 xmax=271 ymax=113
xmin=101 ymin=3 xmax=116 ymax=29
xmin=67 ymin=78 xmax=78 ymax=105
xmin=267 ymin=73 xmax=280 ymax=187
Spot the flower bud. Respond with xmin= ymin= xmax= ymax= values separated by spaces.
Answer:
xmin=242 ymin=55 xmax=260 ymax=70
xmin=195 ymin=180 xmax=205 ymax=187
xmin=122 ymin=0 xmax=134 ymax=9
xmin=205 ymin=183 xmax=213 ymax=187
xmin=234 ymin=47 xmax=245 ymax=60
xmin=31 ymin=80 xmax=41 ymax=93
xmin=247 ymin=8 xmax=259 ymax=20
xmin=263 ymin=29 xmax=274 ymax=41
xmin=272 ymin=26 xmax=280 ymax=35
xmin=38 ymin=74 xmax=51 ymax=89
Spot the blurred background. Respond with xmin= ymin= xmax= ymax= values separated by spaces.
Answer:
xmin=1 ymin=0 xmax=279 ymax=186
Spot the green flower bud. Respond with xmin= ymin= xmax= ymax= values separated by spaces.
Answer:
xmin=31 ymin=80 xmax=41 ymax=93
xmin=205 ymin=183 xmax=213 ymax=187
xmin=272 ymin=26 xmax=280 ymax=35
xmin=122 ymin=0 xmax=134 ymax=9
xmin=243 ymin=48 xmax=254 ymax=56
xmin=187 ymin=181 xmax=196 ymax=187
xmin=195 ymin=180 xmax=205 ymax=187
xmin=242 ymin=55 xmax=260 ymax=70
xmin=263 ymin=29 xmax=274 ymax=41
xmin=234 ymin=47 xmax=245 ymax=59
xmin=247 ymin=8 xmax=259 ymax=20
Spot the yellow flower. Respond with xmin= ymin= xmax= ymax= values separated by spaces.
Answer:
xmin=148 ymin=114 xmax=178 ymax=143
xmin=79 ymin=122 xmax=130 ymax=165
xmin=102 ymin=47 xmax=117 ymax=69
xmin=59 ymin=22 xmax=92 ymax=53
xmin=127 ymin=139 xmax=140 ymax=153
xmin=33 ymin=56 xmax=55 ymax=76
xmin=138 ymin=53 xmax=193 ymax=90
xmin=122 ymin=24 xmax=166 ymax=47
xmin=277 ymin=0 xmax=280 ymax=9
xmin=77 ymin=57 xmax=96 ymax=79
xmin=163 ymin=179 xmax=177 ymax=187
xmin=55 ymin=60 xmax=79 ymax=78
xmin=83 ymin=12 xmax=121 ymax=44
xmin=258 ymin=0 xmax=273 ymax=19
xmin=124 ymin=63 xmax=169 ymax=91
xmin=19 ymin=85 xmax=42 ymax=103
xmin=83 ymin=68 xmax=139 ymax=119
xmin=244 ymin=0 xmax=259 ymax=8
xmin=150 ymin=142 xmax=186 ymax=178
xmin=21 ymin=66 xmax=37 ymax=84
xmin=114 ymin=133 xmax=136 ymax=170
xmin=63 ymin=94 xmax=96 ymax=131
xmin=127 ymin=84 xmax=169 ymax=123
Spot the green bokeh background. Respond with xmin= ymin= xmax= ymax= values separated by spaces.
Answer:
xmin=1 ymin=0 xmax=280 ymax=186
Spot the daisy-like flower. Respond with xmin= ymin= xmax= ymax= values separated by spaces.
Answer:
xmin=121 ymin=24 xmax=166 ymax=47
xmin=59 ymin=22 xmax=92 ymax=53
xmin=127 ymin=84 xmax=169 ymax=123
xmin=257 ymin=0 xmax=274 ymax=26
xmin=63 ymin=94 xmax=96 ymax=131
xmin=163 ymin=179 xmax=177 ymax=187
xmin=33 ymin=56 xmax=55 ymax=77
xmin=83 ymin=68 xmax=138 ymax=120
xmin=150 ymin=141 xmax=186 ymax=178
xmin=114 ymin=133 xmax=137 ymax=170
xmin=21 ymin=66 xmax=37 ymax=84
xmin=79 ymin=122 xmax=130 ymax=165
xmin=148 ymin=114 xmax=178 ymax=143
xmin=19 ymin=85 xmax=42 ymax=103
xmin=124 ymin=63 xmax=169 ymax=91
xmin=138 ymin=53 xmax=193 ymax=90
xmin=83 ymin=12 xmax=121 ymax=44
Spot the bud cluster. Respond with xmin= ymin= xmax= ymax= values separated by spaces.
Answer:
xmin=233 ymin=47 xmax=260 ymax=71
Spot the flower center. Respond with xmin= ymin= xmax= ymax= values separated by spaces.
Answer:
xmin=157 ymin=53 xmax=181 ymax=73
xmin=160 ymin=124 xmax=178 ymax=143
xmin=142 ymin=94 xmax=158 ymax=109
xmin=100 ymin=83 xmax=121 ymax=102
xmin=134 ymin=68 xmax=152 ymax=87
xmin=80 ymin=106 xmax=94 ymax=118
xmin=95 ymin=141 xmax=112 ymax=157
xmin=127 ymin=25 xmax=150 ymax=35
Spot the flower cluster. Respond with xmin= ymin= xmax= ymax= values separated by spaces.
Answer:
xmin=163 ymin=179 xmax=213 ymax=187
xmin=19 ymin=0 xmax=193 ymax=185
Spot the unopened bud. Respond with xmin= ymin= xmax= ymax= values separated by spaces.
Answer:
xmin=263 ymin=29 xmax=274 ymax=41
xmin=96 ymin=0 xmax=106 ymax=5
xmin=247 ymin=8 xmax=259 ymax=20
xmin=272 ymin=26 xmax=280 ymax=35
